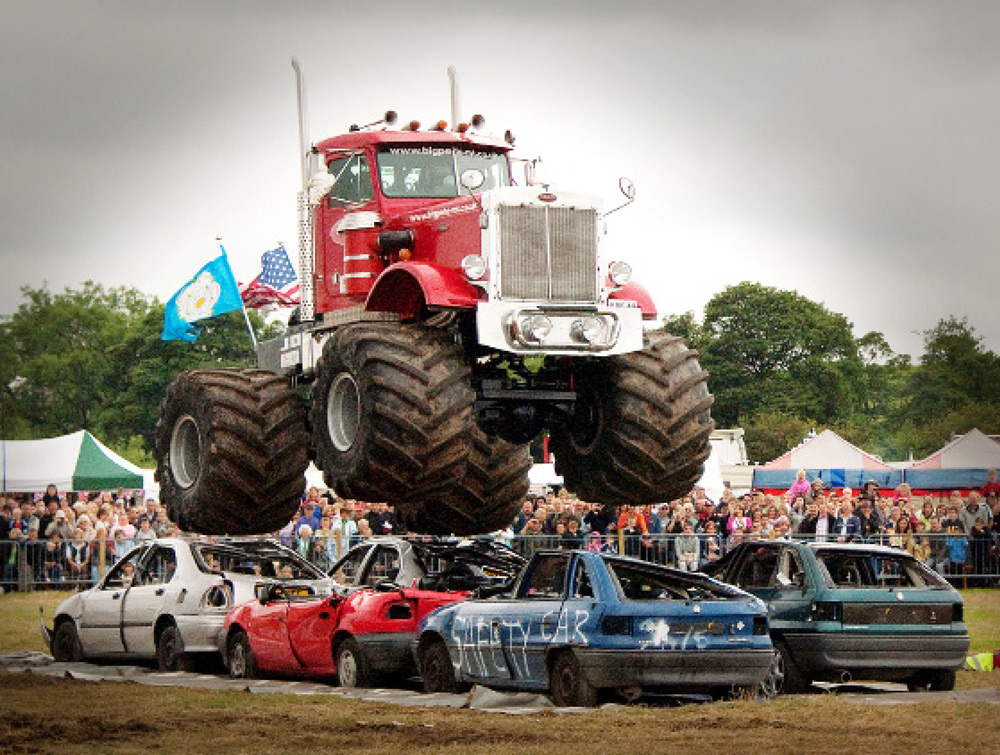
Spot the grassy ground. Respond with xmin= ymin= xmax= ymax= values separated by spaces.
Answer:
xmin=1 ymin=589 xmax=998 ymax=754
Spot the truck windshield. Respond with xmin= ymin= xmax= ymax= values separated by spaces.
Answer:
xmin=377 ymin=145 xmax=509 ymax=198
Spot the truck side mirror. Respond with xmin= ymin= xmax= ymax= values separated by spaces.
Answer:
xmin=460 ymin=169 xmax=485 ymax=192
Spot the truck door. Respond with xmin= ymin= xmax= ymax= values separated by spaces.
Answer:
xmin=315 ymin=152 xmax=378 ymax=311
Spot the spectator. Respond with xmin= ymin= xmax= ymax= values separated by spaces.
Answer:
xmin=856 ymin=500 xmax=881 ymax=538
xmin=65 ymin=530 xmax=90 ymax=586
xmin=153 ymin=509 xmax=172 ymax=538
xmin=941 ymin=505 xmax=964 ymax=534
xmin=981 ymin=469 xmax=1000 ymax=499
xmin=619 ymin=512 xmax=648 ymax=558
xmin=833 ymin=501 xmax=861 ymax=543
xmin=945 ymin=525 xmax=969 ymax=582
xmin=135 ymin=516 xmax=156 ymax=542
xmin=513 ymin=499 xmax=535 ymax=533
xmin=45 ymin=510 xmax=74 ymax=541
xmin=560 ymin=517 xmax=585 ymax=550
xmin=968 ymin=518 xmax=992 ymax=585
xmin=42 ymin=535 xmax=64 ymax=584
xmin=583 ymin=503 xmax=612 ymax=535
xmin=958 ymin=491 xmax=992 ymax=535
xmin=800 ymin=500 xmax=835 ymax=542
xmin=674 ymin=522 xmax=700 ymax=571
xmin=787 ymin=470 xmax=811 ymax=504
xmin=295 ymin=524 xmax=314 ymax=561
xmin=805 ymin=478 xmax=826 ymax=504
xmin=700 ymin=521 xmax=722 ymax=566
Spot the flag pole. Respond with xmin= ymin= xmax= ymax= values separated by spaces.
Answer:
xmin=217 ymin=238 xmax=258 ymax=352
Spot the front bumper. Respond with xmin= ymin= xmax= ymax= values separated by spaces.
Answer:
xmin=356 ymin=632 xmax=419 ymax=676
xmin=783 ymin=632 xmax=970 ymax=678
xmin=575 ymin=647 xmax=774 ymax=691
xmin=476 ymin=301 xmax=644 ymax=356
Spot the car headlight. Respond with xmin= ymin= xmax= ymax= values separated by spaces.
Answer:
xmin=461 ymin=254 xmax=487 ymax=280
xmin=609 ymin=261 xmax=632 ymax=286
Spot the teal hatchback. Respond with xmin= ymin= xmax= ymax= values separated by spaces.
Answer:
xmin=705 ymin=541 xmax=969 ymax=694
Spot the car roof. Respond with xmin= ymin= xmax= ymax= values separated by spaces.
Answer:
xmin=805 ymin=541 xmax=916 ymax=557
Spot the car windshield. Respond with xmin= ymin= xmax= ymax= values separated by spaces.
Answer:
xmin=815 ymin=550 xmax=950 ymax=589
xmin=606 ymin=558 xmax=741 ymax=601
xmin=194 ymin=542 xmax=325 ymax=580
xmin=377 ymin=145 xmax=509 ymax=198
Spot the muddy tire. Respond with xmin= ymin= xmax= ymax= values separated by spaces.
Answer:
xmin=336 ymin=637 xmax=374 ymax=688
xmin=155 ymin=369 xmax=308 ymax=535
xmin=52 ymin=620 xmax=82 ymax=662
xmin=550 ymin=332 xmax=714 ymax=506
xmin=157 ymin=624 xmax=195 ymax=672
xmin=401 ymin=427 xmax=531 ymax=535
xmin=311 ymin=323 xmax=474 ymax=508
xmin=908 ymin=669 xmax=956 ymax=692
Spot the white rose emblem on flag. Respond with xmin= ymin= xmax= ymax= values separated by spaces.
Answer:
xmin=176 ymin=271 xmax=221 ymax=323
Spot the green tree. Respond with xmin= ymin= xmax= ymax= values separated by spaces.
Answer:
xmin=0 ymin=282 xmax=278 ymax=463
xmin=743 ymin=409 xmax=817 ymax=465
xmin=698 ymin=282 xmax=863 ymax=427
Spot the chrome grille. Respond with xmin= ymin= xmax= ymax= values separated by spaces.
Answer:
xmin=498 ymin=204 xmax=598 ymax=302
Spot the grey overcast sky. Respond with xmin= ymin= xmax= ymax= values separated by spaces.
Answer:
xmin=2 ymin=1 xmax=999 ymax=357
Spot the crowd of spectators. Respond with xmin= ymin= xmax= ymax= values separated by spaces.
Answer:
xmin=3 ymin=470 xmax=1000 ymax=591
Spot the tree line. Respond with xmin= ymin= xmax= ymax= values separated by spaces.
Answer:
xmin=1 ymin=280 xmax=998 ymax=467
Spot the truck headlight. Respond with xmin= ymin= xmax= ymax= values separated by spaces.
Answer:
xmin=461 ymin=254 xmax=487 ymax=280
xmin=609 ymin=261 xmax=632 ymax=286
xmin=521 ymin=315 xmax=553 ymax=341
xmin=572 ymin=316 xmax=606 ymax=344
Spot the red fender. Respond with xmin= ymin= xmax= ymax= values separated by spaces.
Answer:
xmin=609 ymin=281 xmax=658 ymax=320
xmin=365 ymin=261 xmax=480 ymax=321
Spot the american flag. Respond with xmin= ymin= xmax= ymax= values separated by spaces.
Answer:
xmin=239 ymin=245 xmax=301 ymax=308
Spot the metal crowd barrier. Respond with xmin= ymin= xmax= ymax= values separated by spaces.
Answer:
xmin=1 ymin=531 xmax=997 ymax=593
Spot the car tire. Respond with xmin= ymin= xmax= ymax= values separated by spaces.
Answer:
xmin=52 ymin=621 xmax=83 ymax=662
xmin=420 ymin=639 xmax=459 ymax=694
xmin=760 ymin=648 xmax=785 ymax=699
xmin=157 ymin=624 xmax=195 ymax=672
xmin=227 ymin=630 xmax=259 ymax=680
xmin=549 ymin=651 xmax=599 ymax=707
xmin=775 ymin=640 xmax=809 ymax=694
xmin=908 ymin=669 xmax=956 ymax=692
xmin=336 ymin=637 xmax=373 ymax=688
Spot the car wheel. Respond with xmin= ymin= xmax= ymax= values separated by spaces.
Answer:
xmin=420 ymin=639 xmax=459 ymax=694
xmin=775 ymin=640 xmax=809 ymax=694
xmin=908 ymin=669 xmax=956 ymax=692
xmin=760 ymin=648 xmax=785 ymax=699
xmin=549 ymin=651 xmax=599 ymax=707
xmin=52 ymin=621 xmax=82 ymax=662
xmin=157 ymin=624 xmax=195 ymax=672
xmin=227 ymin=630 xmax=258 ymax=680
xmin=336 ymin=637 xmax=373 ymax=688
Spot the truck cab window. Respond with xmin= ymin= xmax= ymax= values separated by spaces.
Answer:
xmin=327 ymin=154 xmax=373 ymax=206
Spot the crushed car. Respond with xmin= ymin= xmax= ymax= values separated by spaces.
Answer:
xmin=415 ymin=549 xmax=773 ymax=706
xmin=703 ymin=540 xmax=970 ymax=693
xmin=221 ymin=537 xmax=524 ymax=686
xmin=43 ymin=538 xmax=332 ymax=670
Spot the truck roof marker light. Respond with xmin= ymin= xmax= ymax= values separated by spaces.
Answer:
xmin=349 ymin=111 xmax=398 ymax=133
xmin=431 ymin=120 xmax=448 ymax=131
xmin=470 ymin=114 xmax=486 ymax=130
xmin=402 ymin=120 xmax=422 ymax=131
xmin=504 ymin=129 xmax=516 ymax=145
xmin=455 ymin=123 xmax=470 ymax=133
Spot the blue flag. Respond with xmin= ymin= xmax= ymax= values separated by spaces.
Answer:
xmin=162 ymin=253 xmax=244 ymax=341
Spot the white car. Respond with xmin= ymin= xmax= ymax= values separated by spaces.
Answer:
xmin=44 ymin=538 xmax=333 ymax=670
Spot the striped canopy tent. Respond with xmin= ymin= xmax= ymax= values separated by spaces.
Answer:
xmin=1 ymin=430 xmax=144 ymax=493
xmin=751 ymin=429 xmax=902 ymax=492
xmin=906 ymin=428 xmax=1000 ymax=491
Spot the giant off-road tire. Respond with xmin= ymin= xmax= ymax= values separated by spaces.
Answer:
xmin=311 ymin=323 xmax=475 ymax=511
xmin=155 ymin=369 xmax=309 ymax=535
xmin=400 ymin=426 xmax=532 ymax=535
xmin=550 ymin=332 xmax=714 ymax=506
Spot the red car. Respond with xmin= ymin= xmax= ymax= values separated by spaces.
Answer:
xmin=221 ymin=538 xmax=523 ymax=687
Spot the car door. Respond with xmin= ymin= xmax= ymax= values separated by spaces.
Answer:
xmin=504 ymin=553 xmax=571 ymax=687
xmin=285 ymin=597 xmax=339 ymax=674
xmin=121 ymin=545 xmax=176 ymax=656
xmin=77 ymin=546 xmax=148 ymax=654
xmin=767 ymin=546 xmax=814 ymax=632
xmin=329 ymin=543 xmax=373 ymax=588
xmin=248 ymin=592 xmax=298 ymax=673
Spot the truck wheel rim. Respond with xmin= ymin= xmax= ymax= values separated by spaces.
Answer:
xmin=327 ymin=373 xmax=361 ymax=452
xmin=170 ymin=415 xmax=201 ymax=489
xmin=339 ymin=648 xmax=357 ymax=687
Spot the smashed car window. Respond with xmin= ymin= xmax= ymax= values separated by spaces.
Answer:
xmin=362 ymin=545 xmax=401 ymax=587
xmin=521 ymin=554 xmax=570 ymax=599
xmin=194 ymin=543 xmax=325 ymax=580
xmin=733 ymin=546 xmax=780 ymax=589
xmin=815 ymin=551 xmax=949 ymax=589
xmin=606 ymin=558 xmax=739 ymax=601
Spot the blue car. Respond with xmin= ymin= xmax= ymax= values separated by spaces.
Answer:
xmin=415 ymin=549 xmax=773 ymax=706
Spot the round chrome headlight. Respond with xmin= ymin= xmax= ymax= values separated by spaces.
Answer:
xmin=521 ymin=315 xmax=553 ymax=341
xmin=609 ymin=261 xmax=632 ymax=287
xmin=461 ymin=254 xmax=487 ymax=280
xmin=573 ymin=316 xmax=606 ymax=344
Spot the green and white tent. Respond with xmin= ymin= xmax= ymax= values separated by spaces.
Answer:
xmin=2 ymin=430 xmax=145 ymax=493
